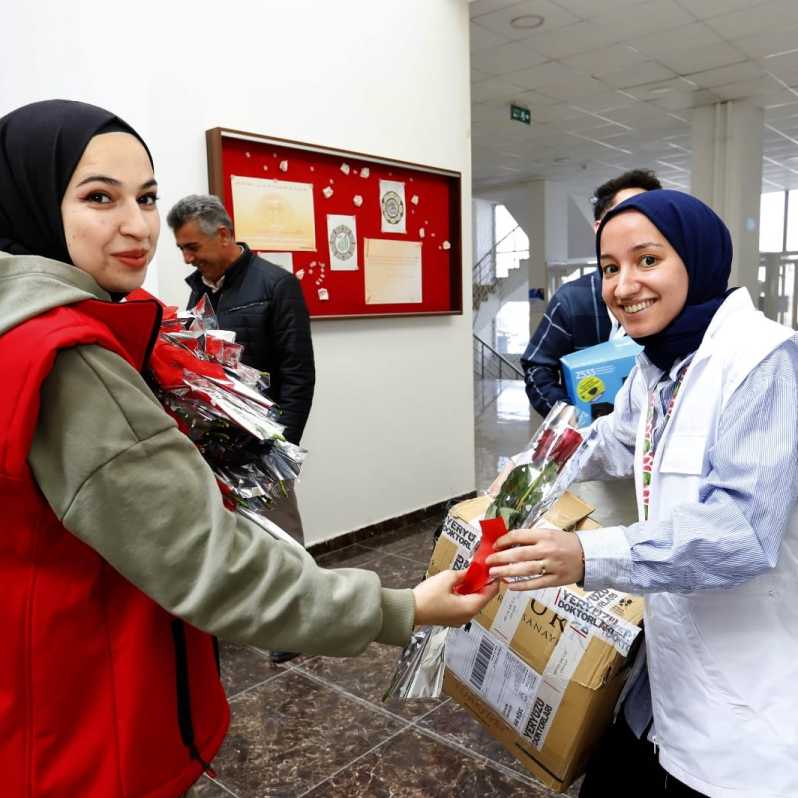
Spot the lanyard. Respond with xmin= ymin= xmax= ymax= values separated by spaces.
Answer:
xmin=641 ymin=364 xmax=689 ymax=520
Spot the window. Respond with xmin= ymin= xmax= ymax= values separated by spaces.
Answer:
xmin=494 ymin=204 xmax=529 ymax=279
xmin=760 ymin=191 xmax=785 ymax=253
xmin=495 ymin=300 xmax=529 ymax=355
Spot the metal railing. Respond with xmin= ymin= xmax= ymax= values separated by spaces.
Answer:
xmin=759 ymin=251 xmax=798 ymax=329
xmin=473 ymin=334 xmax=523 ymax=380
xmin=473 ymin=333 xmax=524 ymax=415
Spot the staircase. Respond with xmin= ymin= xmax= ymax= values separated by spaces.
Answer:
xmin=472 ymin=224 xmax=522 ymax=313
xmin=473 ymin=333 xmax=524 ymax=415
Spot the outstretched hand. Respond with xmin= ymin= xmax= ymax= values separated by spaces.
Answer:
xmin=412 ymin=569 xmax=499 ymax=627
xmin=484 ymin=527 xmax=585 ymax=591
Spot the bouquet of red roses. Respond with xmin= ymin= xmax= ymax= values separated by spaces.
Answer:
xmin=127 ymin=289 xmax=305 ymax=540
xmin=484 ymin=404 xmax=584 ymax=530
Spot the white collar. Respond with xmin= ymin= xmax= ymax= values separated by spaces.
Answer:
xmin=201 ymin=273 xmax=226 ymax=292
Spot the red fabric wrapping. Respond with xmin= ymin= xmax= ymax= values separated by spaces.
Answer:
xmin=454 ymin=517 xmax=507 ymax=595
xmin=126 ymin=287 xmax=229 ymax=390
xmin=148 ymin=340 xmax=227 ymax=390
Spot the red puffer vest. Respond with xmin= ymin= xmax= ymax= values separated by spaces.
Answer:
xmin=0 ymin=297 xmax=230 ymax=797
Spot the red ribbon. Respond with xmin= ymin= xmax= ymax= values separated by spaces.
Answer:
xmin=126 ymin=287 xmax=229 ymax=390
xmin=149 ymin=339 xmax=227 ymax=390
xmin=454 ymin=516 xmax=507 ymax=595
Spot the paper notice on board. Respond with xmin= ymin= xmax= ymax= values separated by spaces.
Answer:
xmin=364 ymin=238 xmax=422 ymax=304
xmin=327 ymin=214 xmax=358 ymax=271
xmin=379 ymin=179 xmax=407 ymax=234
xmin=260 ymin=252 xmax=294 ymax=272
xmin=231 ymin=175 xmax=316 ymax=251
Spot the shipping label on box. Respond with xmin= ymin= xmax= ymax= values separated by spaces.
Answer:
xmin=560 ymin=338 xmax=643 ymax=426
xmin=430 ymin=494 xmax=643 ymax=792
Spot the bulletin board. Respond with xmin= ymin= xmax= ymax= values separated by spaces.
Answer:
xmin=206 ymin=127 xmax=463 ymax=319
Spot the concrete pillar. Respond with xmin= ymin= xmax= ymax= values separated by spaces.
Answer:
xmin=690 ymin=101 xmax=763 ymax=299
xmin=526 ymin=180 xmax=568 ymax=335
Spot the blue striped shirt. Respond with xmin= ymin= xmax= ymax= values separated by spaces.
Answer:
xmin=575 ymin=334 xmax=798 ymax=736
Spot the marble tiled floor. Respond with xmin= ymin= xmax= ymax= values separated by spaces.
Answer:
xmin=194 ymin=379 xmax=635 ymax=797
xmin=195 ymin=520 xmax=581 ymax=798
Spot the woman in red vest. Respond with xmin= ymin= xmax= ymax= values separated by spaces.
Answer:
xmin=0 ymin=99 xmax=496 ymax=798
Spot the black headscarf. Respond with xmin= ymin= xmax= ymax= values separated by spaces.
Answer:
xmin=596 ymin=189 xmax=733 ymax=372
xmin=0 ymin=99 xmax=152 ymax=264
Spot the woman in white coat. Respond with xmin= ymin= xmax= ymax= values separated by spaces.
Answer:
xmin=486 ymin=189 xmax=798 ymax=798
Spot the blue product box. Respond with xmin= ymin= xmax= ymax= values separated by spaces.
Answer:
xmin=560 ymin=338 xmax=643 ymax=426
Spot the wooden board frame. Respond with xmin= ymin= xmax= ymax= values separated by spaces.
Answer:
xmin=206 ymin=127 xmax=463 ymax=320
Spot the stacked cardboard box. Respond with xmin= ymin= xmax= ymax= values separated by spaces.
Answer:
xmin=429 ymin=493 xmax=643 ymax=792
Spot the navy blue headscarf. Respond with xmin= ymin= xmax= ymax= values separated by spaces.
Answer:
xmin=596 ymin=189 xmax=733 ymax=372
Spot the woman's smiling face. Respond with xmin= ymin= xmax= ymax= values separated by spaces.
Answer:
xmin=60 ymin=131 xmax=159 ymax=292
xmin=599 ymin=210 xmax=689 ymax=338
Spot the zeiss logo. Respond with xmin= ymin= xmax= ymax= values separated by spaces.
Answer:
xmin=576 ymin=368 xmax=598 ymax=379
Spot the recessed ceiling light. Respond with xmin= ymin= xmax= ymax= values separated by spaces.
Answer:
xmin=510 ymin=14 xmax=545 ymax=30
xmin=649 ymin=86 xmax=673 ymax=95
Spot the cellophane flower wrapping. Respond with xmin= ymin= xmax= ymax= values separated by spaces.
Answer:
xmin=384 ymin=402 xmax=596 ymax=702
xmin=130 ymin=290 xmax=306 ymax=546
xmin=484 ymin=402 xmax=584 ymax=531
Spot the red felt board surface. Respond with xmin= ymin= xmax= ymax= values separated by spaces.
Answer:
xmin=206 ymin=128 xmax=462 ymax=319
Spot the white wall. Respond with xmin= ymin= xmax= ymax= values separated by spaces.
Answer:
xmin=3 ymin=0 xmax=474 ymax=545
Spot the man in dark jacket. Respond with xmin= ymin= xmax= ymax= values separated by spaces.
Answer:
xmin=168 ymin=194 xmax=315 ymax=663
xmin=521 ymin=169 xmax=661 ymax=417
xmin=168 ymin=194 xmax=315 ymax=446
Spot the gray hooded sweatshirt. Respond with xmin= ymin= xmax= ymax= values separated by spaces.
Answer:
xmin=2 ymin=252 xmax=414 ymax=654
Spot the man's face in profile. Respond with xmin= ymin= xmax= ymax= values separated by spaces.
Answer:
xmin=174 ymin=219 xmax=232 ymax=282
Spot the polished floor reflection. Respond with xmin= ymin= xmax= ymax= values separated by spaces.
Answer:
xmin=195 ymin=380 xmax=635 ymax=796
xmin=194 ymin=519 xmax=580 ymax=797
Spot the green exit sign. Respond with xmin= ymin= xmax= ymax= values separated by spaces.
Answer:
xmin=510 ymin=104 xmax=531 ymax=125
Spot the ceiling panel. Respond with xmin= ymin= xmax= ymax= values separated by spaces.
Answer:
xmin=506 ymin=60 xmax=588 ymax=90
xmin=547 ymin=0 xmax=649 ymax=16
xmin=469 ymin=0 xmax=525 ymax=17
xmin=623 ymin=21 xmax=722 ymax=56
xmin=522 ymin=103 xmax=591 ymax=123
xmin=712 ymin=76 xmax=782 ymax=100
xmin=596 ymin=62 xmax=678 ymax=89
xmin=471 ymin=76 xmax=527 ymax=103
xmin=559 ymin=113 xmax=622 ymax=132
xmin=648 ymin=88 xmax=722 ymax=111
xmin=675 ymin=0 xmax=770 ymax=18
xmin=536 ymin=75 xmax=616 ymax=101
xmin=470 ymin=21 xmax=512 ymax=51
xmin=510 ymin=21 xmax=623 ymax=60
xmin=560 ymin=45 xmax=648 ymax=75
xmin=763 ymin=50 xmax=798 ymax=83
xmin=656 ymin=41 xmax=749 ymax=74
xmin=569 ymin=92 xmax=638 ymax=113
xmin=470 ymin=0 xmax=580 ymax=40
xmin=705 ymin=2 xmax=798 ymax=39
xmin=471 ymin=41 xmax=551 ymax=74
xmin=732 ymin=27 xmax=798 ymax=58
xmin=470 ymin=0 xmax=798 ymax=193
xmin=686 ymin=60 xmax=768 ymax=89
xmin=596 ymin=1 xmax=696 ymax=41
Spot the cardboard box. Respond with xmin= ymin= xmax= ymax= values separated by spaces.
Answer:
xmin=560 ymin=338 xmax=643 ymax=426
xmin=430 ymin=494 xmax=643 ymax=793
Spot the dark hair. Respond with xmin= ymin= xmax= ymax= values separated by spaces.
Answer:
xmin=592 ymin=169 xmax=662 ymax=221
